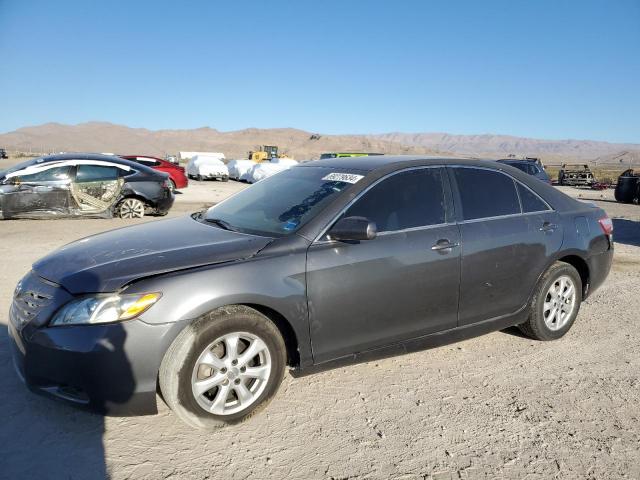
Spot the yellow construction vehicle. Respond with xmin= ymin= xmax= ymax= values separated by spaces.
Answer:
xmin=248 ymin=145 xmax=280 ymax=162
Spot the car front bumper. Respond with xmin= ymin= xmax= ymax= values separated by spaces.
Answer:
xmin=8 ymin=289 xmax=188 ymax=415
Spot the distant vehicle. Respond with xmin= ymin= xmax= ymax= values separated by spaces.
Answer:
xmin=165 ymin=155 xmax=179 ymax=164
xmin=8 ymin=156 xmax=612 ymax=428
xmin=0 ymin=148 xmax=8 ymax=159
xmin=186 ymin=155 xmax=229 ymax=182
xmin=558 ymin=164 xmax=595 ymax=187
xmin=248 ymin=145 xmax=281 ymax=162
xmin=0 ymin=153 xmax=174 ymax=219
xmin=121 ymin=155 xmax=188 ymax=191
xmin=614 ymin=169 xmax=639 ymax=204
xmin=496 ymin=158 xmax=551 ymax=183
xmin=245 ymin=158 xmax=299 ymax=183
xmin=320 ymin=152 xmax=384 ymax=159
xmin=227 ymin=159 xmax=257 ymax=180
xmin=179 ymin=152 xmax=225 ymax=162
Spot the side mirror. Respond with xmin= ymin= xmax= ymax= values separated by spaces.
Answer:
xmin=329 ymin=216 xmax=377 ymax=241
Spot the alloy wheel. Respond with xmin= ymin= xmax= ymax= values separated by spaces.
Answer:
xmin=191 ymin=332 xmax=272 ymax=415
xmin=118 ymin=198 xmax=145 ymax=218
xmin=543 ymin=275 xmax=576 ymax=331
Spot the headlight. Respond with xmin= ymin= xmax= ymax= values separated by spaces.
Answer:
xmin=50 ymin=292 xmax=162 ymax=326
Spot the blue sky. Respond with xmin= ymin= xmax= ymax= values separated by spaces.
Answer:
xmin=0 ymin=0 xmax=638 ymax=143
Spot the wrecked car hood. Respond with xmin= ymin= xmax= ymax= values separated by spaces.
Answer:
xmin=32 ymin=215 xmax=272 ymax=294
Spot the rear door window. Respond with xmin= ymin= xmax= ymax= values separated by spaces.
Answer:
xmin=76 ymin=165 xmax=119 ymax=182
xmin=343 ymin=168 xmax=446 ymax=232
xmin=453 ymin=168 xmax=520 ymax=220
xmin=517 ymin=183 xmax=550 ymax=213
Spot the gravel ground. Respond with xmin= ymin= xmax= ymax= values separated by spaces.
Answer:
xmin=0 ymin=180 xmax=639 ymax=480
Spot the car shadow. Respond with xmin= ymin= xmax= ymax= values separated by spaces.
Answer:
xmin=613 ymin=218 xmax=640 ymax=247
xmin=0 ymin=327 xmax=105 ymax=478
xmin=500 ymin=326 xmax=530 ymax=338
xmin=1 ymin=313 xmax=136 ymax=478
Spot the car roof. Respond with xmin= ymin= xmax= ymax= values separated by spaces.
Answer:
xmin=496 ymin=159 xmax=533 ymax=164
xmin=32 ymin=153 xmax=150 ymax=171
xmin=121 ymin=155 xmax=167 ymax=162
xmin=301 ymin=155 xmax=503 ymax=172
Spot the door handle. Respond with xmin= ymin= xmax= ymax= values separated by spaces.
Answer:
xmin=431 ymin=239 xmax=460 ymax=252
xmin=539 ymin=222 xmax=558 ymax=232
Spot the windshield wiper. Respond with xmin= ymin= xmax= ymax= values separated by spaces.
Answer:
xmin=205 ymin=218 xmax=238 ymax=232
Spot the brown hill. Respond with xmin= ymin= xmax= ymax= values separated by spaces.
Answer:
xmin=0 ymin=122 xmax=445 ymax=160
xmin=369 ymin=132 xmax=640 ymax=163
xmin=1 ymin=122 xmax=638 ymax=163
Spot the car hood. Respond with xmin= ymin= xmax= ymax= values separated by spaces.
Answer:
xmin=32 ymin=215 xmax=272 ymax=294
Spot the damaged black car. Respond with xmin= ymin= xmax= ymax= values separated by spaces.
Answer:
xmin=0 ymin=153 xmax=174 ymax=219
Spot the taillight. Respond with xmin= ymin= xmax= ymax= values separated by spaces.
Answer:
xmin=598 ymin=216 xmax=613 ymax=235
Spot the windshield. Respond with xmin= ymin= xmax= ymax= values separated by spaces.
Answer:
xmin=201 ymin=167 xmax=361 ymax=236
xmin=505 ymin=162 xmax=529 ymax=173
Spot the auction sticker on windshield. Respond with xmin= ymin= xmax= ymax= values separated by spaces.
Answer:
xmin=321 ymin=173 xmax=364 ymax=184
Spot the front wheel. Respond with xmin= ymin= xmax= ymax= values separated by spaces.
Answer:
xmin=159 ymin=306 xmax=287 ymax=430
xmin=518 ymin=262 xmax=582 ymax=341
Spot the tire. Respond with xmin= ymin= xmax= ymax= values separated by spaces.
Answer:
xmin=196 ymin=175 xmax=203 ymax=182
xmin=222 ymin=176 xmax=229 ymax=182
xmin=116 ymin=197 xmax=145 ymax=218
xmin=169 ymin=179 xmax=177 ymax=192
xmin=518 ymin=262 xmax=582 ymax=341
xmin=159 ymin=305 xmax=287 ymax=430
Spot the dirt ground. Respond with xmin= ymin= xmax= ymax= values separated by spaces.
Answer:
xmin=0 ymin=180 xmax=639 ymax=480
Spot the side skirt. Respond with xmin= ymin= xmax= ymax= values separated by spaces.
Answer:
xmin=291 ymin=308 xmax=529 ymax=378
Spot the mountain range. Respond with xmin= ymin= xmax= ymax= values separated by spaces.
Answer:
xmin=1 ymin=122 xmax=638 ymax=165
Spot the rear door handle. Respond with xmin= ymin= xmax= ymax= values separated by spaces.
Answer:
xmin=431 ymin=239 xmax=460 ymax=252
xmin=539 ymin=222 xmax=558 ymax=232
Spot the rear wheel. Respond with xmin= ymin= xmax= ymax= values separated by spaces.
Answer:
xmin=196 ymin=174 xmax=203 ymax=182
xmin=116 ymin=197 xmax=145 ymax=218
xmin=159 ymin=306 xmax=287 ymax=430
xmin=519 ymin=262 xmax=582 ymax=340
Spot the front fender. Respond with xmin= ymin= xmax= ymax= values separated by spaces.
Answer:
xmin=127 ymin=251 xmax=312 ymax=367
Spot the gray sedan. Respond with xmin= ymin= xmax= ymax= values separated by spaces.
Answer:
xmin=8 ymin=156 xmax=613 ymax=429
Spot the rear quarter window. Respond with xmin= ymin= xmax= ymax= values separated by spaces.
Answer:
xmin=517 ymin=183 xmax=550 ymax=213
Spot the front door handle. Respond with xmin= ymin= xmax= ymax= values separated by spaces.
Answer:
xmin=539 ymin=221 xmax=558 ymax=232
xmin=431 ymin=239 xmax=460 ymax=252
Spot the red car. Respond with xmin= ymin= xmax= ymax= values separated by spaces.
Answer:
xmin=120 ymin=155 xmax=188 ymax=190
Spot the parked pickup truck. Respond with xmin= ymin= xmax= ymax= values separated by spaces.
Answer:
xmin=0 ymin=148 xmax=8 ymax=159
xmin=558 ymin=164 xmax=595 ymax=187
